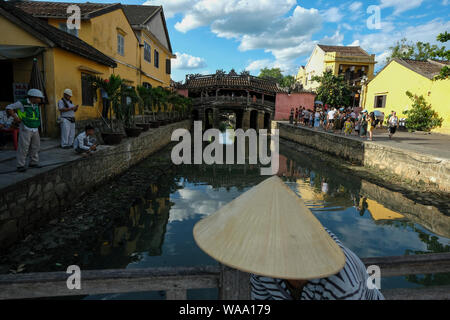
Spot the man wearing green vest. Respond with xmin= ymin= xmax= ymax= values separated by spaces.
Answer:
xmin=6 ymin=89 xmax=45 ymax=172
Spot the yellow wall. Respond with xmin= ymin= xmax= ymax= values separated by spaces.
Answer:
xmin=139 ymin=30 xmax=172 ymax=88
xmin=52 ymin=48 xmax=110 ymax=121
xmin=0 ymin=16 xmax=47 ymax=46
xmin=364 ymin=61 xmax=450 ymax=135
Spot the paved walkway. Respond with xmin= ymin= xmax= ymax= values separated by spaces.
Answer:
xmin=0 ymin=138 xmax=111 ymax=190
xmin=281 ymin=122 xmax=450 ymax=160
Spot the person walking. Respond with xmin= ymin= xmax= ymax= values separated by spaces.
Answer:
xmin=388 ymin=111 xmax=399 ymax=140
xmin=58 ymin=89 xmax=79 ymax=149
xmin=368 ymin=112 xmax=376 ymax=141
xmin=6 ymin=89 xmax=45 ymax=172
xmin=289 ymin=108 xmax=294 ymax=124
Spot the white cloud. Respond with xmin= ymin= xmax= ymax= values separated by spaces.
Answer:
xmin=322 ymin=7 xmax=344 ymax=22
xmin=379 ymin=0 xmax=424 ymax=15
xmin=353 ymin=19 xmax=450 ymax=68
xmin=172 ymin=52 xmax=207 ymax=70
xmin=349 ymin=2 xmax=363 ymax=12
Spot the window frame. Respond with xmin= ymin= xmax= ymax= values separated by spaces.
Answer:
xmin=166 ymin=58 xmax=171 ymax=75
xmin=117 ymin=33 xmax=125 ymax=56
xmin=144 ymin=41 xmax=151 ymax=63
xmin=154 ymin=49 xmax=159 ymax=68
xmin=374 ymin=95 xmax=387 ymax=109
xmin=81 ymin=73 xmax=94 ymax=107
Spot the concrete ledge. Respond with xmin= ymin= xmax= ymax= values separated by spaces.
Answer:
xmin=0 ymin=120 xmax=191 ymax=249
xmin=276 ymin=121 xmax=450 ymax=193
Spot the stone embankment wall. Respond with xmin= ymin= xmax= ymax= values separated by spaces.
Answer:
xmin=275 ymin=122 xmax=450 ymax=193
xmin=0 ymin=121 xmax=191 ymax=249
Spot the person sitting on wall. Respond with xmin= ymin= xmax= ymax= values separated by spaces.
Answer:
xmin=6 ymin=89 xmax=45 ymax=172
xmin=58 ymin=89 xmax=79 ymax=149
xmin=74 ymin=125 xmax=97 ymax=157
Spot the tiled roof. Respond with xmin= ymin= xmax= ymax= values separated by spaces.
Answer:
xmin=0 ymin=1 xmax=116 ymax=67
xmin=395 ymin=58 xmax=448 ymax=79
xmin=122 ymin=5 xmax=160 ymax=25
xmin=182 ymin=74 xmax=282 ymax=93
xmin=12 ymin=1 xmax=121 ymax=19
xmin=318 ymin=45 xmax=371 ymax=57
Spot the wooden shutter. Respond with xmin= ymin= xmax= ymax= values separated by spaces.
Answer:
xmin=166 ymin=59 xmax=171 ymax=75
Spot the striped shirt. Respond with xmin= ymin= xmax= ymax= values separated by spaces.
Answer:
xmin=250 ymin=228 xmax=384 ymax=300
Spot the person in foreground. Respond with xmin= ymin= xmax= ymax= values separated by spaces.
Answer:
xmin=193 ymin=176 xmax=384 ymax=300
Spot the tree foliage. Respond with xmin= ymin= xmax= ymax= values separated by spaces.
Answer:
xmin=386 ymin=32 xmax=449 ymax=80
xmin=258 ymin=68 xmax=295 ymax=88
xmin=386 ymin=38 xmax=444 ymax=63
xmin=404 ymin=91 xmax=443 ymax=132
xmin=433 ymin=31 xmax=450 ymax=80
xmin=311 ymin=70 xmax=352 ymax=107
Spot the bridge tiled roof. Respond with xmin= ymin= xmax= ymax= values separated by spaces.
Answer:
xmin=181 ymin=74 xmax=283 ymax=94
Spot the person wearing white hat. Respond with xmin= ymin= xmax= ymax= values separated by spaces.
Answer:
xmin=193 ymin=176 xmax=384 ymax=300
xmin=58 ymin=88 xmax=79 ymax=149
xmin=6 ymin=89 xmax=45 ymax=172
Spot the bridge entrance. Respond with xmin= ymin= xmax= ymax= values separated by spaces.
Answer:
xmin=177 ymin=70 xmax=281 ymax=131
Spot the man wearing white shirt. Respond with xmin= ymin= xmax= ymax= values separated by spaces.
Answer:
xmin=58 ymin=89 xmax=78 ymax=149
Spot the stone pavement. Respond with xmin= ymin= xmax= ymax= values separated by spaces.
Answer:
xmin=0 ymin=138 xmax=110 ymax=190
xmin=283 ymin=122 xmax=450 ymax=160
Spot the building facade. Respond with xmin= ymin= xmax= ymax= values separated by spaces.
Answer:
xmin=0 ymin=1 xmax=175 ymax=137
xmin=296 ymin=45 xmax=376 ymax=105
xmin=363 ymin=58 xmax=450 ymax=135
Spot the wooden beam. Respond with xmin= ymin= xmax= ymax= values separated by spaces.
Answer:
xmin=219 ymin=265 xmax=251 ymax=300
xmin=361 ymin=252 xmax=450 ymax=277
xmin=0 ymin=266 xmax=220 ymax=300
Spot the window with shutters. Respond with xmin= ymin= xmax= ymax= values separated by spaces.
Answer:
xmin=166 ymin=59 xmax=171 ymax=75
xmin=154 ymin=50 xmax=159 ymax=68
xmin=117 ymin=34 xmax=125 ymax=56
xmin=144 ymin=42 xmax=151 ymax=63
xmin=374 ymin=95 xmax=386 ymax=108
xmin=81 ymin=73 xmax=94 ymax=106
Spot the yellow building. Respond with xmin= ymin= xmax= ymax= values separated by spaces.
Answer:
xmin=363 ymin=58 xmax=450 ymax=135
xmin=0 ymin=1 xmax=175 ymax=137
xmin=296 ymin=45 xmax=376 ymax=95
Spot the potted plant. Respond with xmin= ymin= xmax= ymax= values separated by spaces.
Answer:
xmin=119 ymin=85 xmax=143 ymax=138
xmin=88 ymin=74 xmax=125 ymax=145
xmin=135 ymin=85 xmax=152 ymax=131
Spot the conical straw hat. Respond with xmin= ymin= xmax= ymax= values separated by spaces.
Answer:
xmin=193 ymin=176 xmax=346 ymax=280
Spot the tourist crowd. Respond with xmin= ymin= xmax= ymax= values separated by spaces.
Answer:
xmin=289 ymin=104 xmax=399 ymax=141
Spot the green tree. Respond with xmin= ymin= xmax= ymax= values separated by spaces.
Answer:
xmin=312 ymin=70 xmax=352 ymax=107
xmin=386 ymin=38 xmax=445 ymax=63
xmin=258 ymin=68 xmax=295 ymax=89
xmin=433 ymin=31 xmax=450 ymax=80
xmin=404 ymin=91 xmax=443 ymax=132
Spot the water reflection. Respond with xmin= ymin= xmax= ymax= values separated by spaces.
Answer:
xmin=85 ymin=141 xmax=449 ymax=296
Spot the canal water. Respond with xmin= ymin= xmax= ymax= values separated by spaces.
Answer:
xmin=2 ymin=134 xmax=449 ymax=300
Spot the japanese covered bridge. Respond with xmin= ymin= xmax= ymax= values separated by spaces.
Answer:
xmin=177 ymin=70 xmax=284 ymax=130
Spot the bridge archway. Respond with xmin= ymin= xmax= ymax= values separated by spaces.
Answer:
xmin=192 ymin=109 xmax=200 ymax=121
xmin=250 ymin=110 xmax=258 ymax=130
xmin=205 ymin=108 xmax=214 ymax=130
xmin=264 ymin=112 xmax=271 ymax=130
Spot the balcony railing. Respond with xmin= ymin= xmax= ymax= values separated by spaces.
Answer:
xmin=192 ymin=96 xmax=275 ymax=108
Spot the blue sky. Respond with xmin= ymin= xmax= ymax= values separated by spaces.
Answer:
xmin=39 ymin=0 xmax=450 ymax=81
